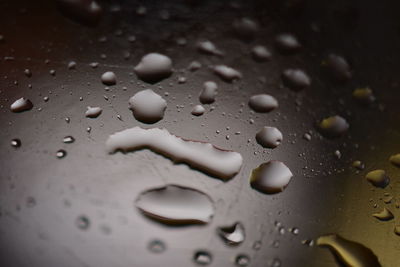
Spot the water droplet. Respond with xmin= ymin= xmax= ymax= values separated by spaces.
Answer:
xmin=43 ymin=96 xmax=49 ymax=102
xmin=134 ymin=53 xmax=172 ymax=83
xmin=334 ymin=150 xmax=341 ymax=159
xmin=56 ymin=0 xmax=103 ymax=26
xmin=317 ymin=234 xmax=381 ymax=267
xmin=317 ymin=115 xmax=349 ymax=138
xmin=303 ymin=133 xmax=312 ymax=141
xmin=63 ymin=136 xmax=75 ymax=143
xmin=233 ymin=17 xmax=259 ymax=39
xmin=235 ymin=254 xmax=250 ymax=267
xmin=282 ymin=69 xmax=311 ymax=91
xmin=68 ymin=61 xmax=77 ymax=70
xmin=148 ymin=239 xmax=166 ymax=253
xmin=24 ymin=69 xmax=32 ymax=77
xmin=56 ymin=149 xmax=67 ymax=159
xmin=250 ymin=161 xmax=293 ymax=194
xmin=270 ymin=258 xmax=281 ymax=267
xmin=106 ymin=127 xmax=243 ymax=180
xmin=197 ymin=40 xmax=223 ymax=56
xmin=217 ymin=222 xmax=245 ymax=246
xmin=199 ymin=81 xmax=218 ymax=104
xmin=191 ymin=105 xmax=205 ymax=116
xmin=26 ymin=196 xmax=36 ymax=208
xmin=395 ymin=225 xmax=400 ymax=236
xmin=325 ymin=54 xmax=352 ymax=82
xmin=11 ymin=139 xmax=21 ymax=148
xmin=389 ymin=154 xmax=400 ymax=167
xmin=188 ymin=61 xmax=202 ymax=71
xmin=213 ymin=65 xmax=242 ymax=82
xmin=101 ymin=71 xmax=116 ymax=86
xmin=256 ymin=126 xmax=283 ymax=149
xmin=365 ymin=169 xmax=390 ymax=188
xmin=10 ymin=97 xmax=33 ymax=112
xmin=248 ymin=94 xmax=278 ymax=113
xmin=353 ymin=87 xmax=375 ymax=105
xmin=372 ymin=207 xmax=394 ymax=221
xmin=252 ymin=45 xmax=271 ymax=61
xmin=128 ymin=89 xmax=167 ymax=124
xmin=275 ymin=33 xmax=301 ymax=53
xmin=135 ymin=185 xmax=214 ymax=225
xmin=352 ymin=160 xmax=365 ymax=170
xmin=85 ymin=106 xmax=102 ymax=118
xmin=193 ymin=251 xmax=212 ymax=265
xmin=49 ymin=69 xmax=56 ymax=76
xmin=252 ymin=241 xmax=262 ymax=250
xmin=76 ymin=215 xmax=90 ymax=230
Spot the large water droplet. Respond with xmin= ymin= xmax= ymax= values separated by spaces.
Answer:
xmin=213 ymin=65 xmax=242 ymax=82
xmin=256 ymin=126 xmax=283 ymax=149
xmin=282 ymin=69 xmax=311 ymax=91
xmin=317 ymin=234 xmax=381 ymax=267
xmin=199 ymin=81 xmax=218 ymax=104
xmin=135 ymin=185 xmax=214 ymax=225
xmin=250 ymin=161 xmax=293 ymax=194
xmin=10 ymin=98 xmax=33 ymax=112
xmin=134 ymin=53 xmax=172 ymax=83
xmin=217 ymin=222 xmax=245 ymax=246
xmin=372 ymin=207 xmax=394 ymax=221
xmin=248 ymin=94 xmax=278 ymax=113
xmin=85 ymin=106 xmax=102 ymax=118
xmin=128 ymin=89 xmax=167 ymax=124
xmin=365 ymin=170 xmax=390 ymax=188
xmin=106 ymin=127 xmax=243 ymax=180
xmin=317 ymin=115 xmax=349 ymax=138
xmin=193 ymin=251 xmax=212 ymax=265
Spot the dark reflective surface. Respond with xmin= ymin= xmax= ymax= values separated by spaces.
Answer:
xmin=1 ymin=0 xmax=400 ymax=266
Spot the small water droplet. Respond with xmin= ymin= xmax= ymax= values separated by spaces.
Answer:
xmin=148 ymin=239 xmax=166 ymax=253
xmin=318 ymin=115 xmax=349 ymax=138
xmin=282 ymin=69 xmax=311 ymax=91
xmin=191 ymin=105 xmax=205 ymax=116
xmin=252 ymin=241 xmax=262 ymax=250
xmin=366 ymin=170 xmax=390 ymax=188
xmin=197 ymin=40 xmax=223 ymax=56
xmin=193 ymin=251 xmax=212 ymax=265
xmin=275 ymin=33 xmax=301 ymax=53
xmin=217 ymin=222 xmax=245 ymax=246
xmin=11 ymin=138 xmax=21 ymax=148
xmin=85 ymin=106 xmax=102 ymax=118
xmin=325 ymin=54 xmax=352 ymax=82
xmin=394 ymin=225 xmax=400 ymax=236
xmin=213 ymin=65 xmax=242 ymax=82
xmin=63 ymin=136 xmax=75 ymax=144
xmin=256 ymin=126 xmax=283 ymax=149
xmin=76 ymin=215 xmax=90 ymax=230
xmin=252 ymin=45 xmax=271 ymax=61
xmin=101 ymin=71 xmax=117 ymax=85
xmin=353 ymin=87 xmax=375 ymax=105
xmin=372 ymin=207 xmax=394 ymax=221
xmin=352 ymin=160 xmax=365 ymax=170
xmin=389 ymin=154 xmax=400 ymax=167
xmin=199 ymin=81 xmax=218 ymax=104
xmin=235 ymin=254 xmax=250 ymax=267
xmin=56 ymin=149 xmax=67 ymax=159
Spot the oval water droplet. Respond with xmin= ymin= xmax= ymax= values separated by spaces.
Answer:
xmin=101 ymin=71 xmax=117 ymax=86
xmin=317 ymin=115 xmax=349 ymax=138
xmin=193 ymin=251 xmax=212 ymax=265
xmin=199 ymin=81 xmax=218 ymax=104
xmin=11 ymin=138 xmax=21 ymax=148
xmin=256 ymin=126 xmax=283 ymax=149
xmin=217 ymin=222 xmax=245 ymax=246
xmin=235 ymin=254 xmax=251 ymax=267
xmin=191 ymin=105 xmax=205 ymax=116
xmin=325 ymin=54 xmax=352 ymax=82
xmin=275 ymin=33 xmax=301 ymax=53
xmin=134 ymin=53 xmax=172 ymax=84
xmin=56 ymin=149 xmax=67 ymax=159
xmin=252 ymin=45 xmax=271 ymax=62
xmin=56 ymin=0 xmax=103 ymax=26
xmin=135 ymin=185 xmax=214 ymax=226
xmin=282 ymin=69 xmax=311 ymax=91
xmin=317 ymin=234 xmax=381 ymax=267
xmin=128 ymin=89 xmax=167 ymax=124
xmin=233 ymin=17 xmax=259 ymax=40
xmin=213 ymin=65 xmax=242 ymax=82
xmin=106 ymin=127 xmax=243 ymax=180
xmin=250 ymin=161 xmax=293 ymax=194
xmin=365 ymin=170 xmax=390 ymax=188
xmin=63 ymin=136 xmax=75 ymax=144
xmin=197 ymin=40 xmax=223 ymax=56
xmin=148 ymin=239 xmax=166 ymax=253
xmin=353 ymin=87 xmax=375 ymax=105
xmin=389 ymin=154 xmax=400 ymax=167
xmin=248 ymin=94 xmax=278 ymax=113
xmin=10 ymin=98 xmax=33 ymax=112
xmin=395 ymin=225 xmax=400 ymax=236
xmin=85 ymin=106 xmax=102 ymax=118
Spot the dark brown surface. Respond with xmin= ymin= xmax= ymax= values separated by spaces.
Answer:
xmin=0 ymin=0 xmax=400 ymax=266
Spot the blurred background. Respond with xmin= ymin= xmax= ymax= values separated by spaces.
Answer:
xmin=0 ymin=0 xmax=399 ymax=266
